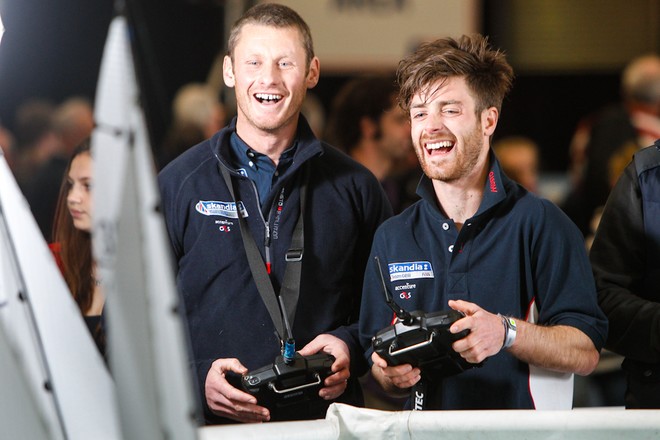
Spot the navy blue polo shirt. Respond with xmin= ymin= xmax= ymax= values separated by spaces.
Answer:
xmin=359 ymin=153 xmax=608 ymax=409
xmin=229 ymin=132 xmax=296 ymax=212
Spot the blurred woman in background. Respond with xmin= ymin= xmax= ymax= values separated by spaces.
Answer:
xmin=50 ymin=141 xmax=105 ymax=357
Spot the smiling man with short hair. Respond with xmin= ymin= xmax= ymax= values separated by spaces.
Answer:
xmin=159 ymin=3 xmax=391 ymax=424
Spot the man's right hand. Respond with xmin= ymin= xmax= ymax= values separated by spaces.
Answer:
xmin=370 ymin=352 xmax=420 ymax=396
xmin=205 ymin=358 xmax=270 ymax=423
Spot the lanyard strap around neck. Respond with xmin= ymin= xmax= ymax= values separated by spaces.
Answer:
xmin=219 ymin=163 xmax=307 ymax=341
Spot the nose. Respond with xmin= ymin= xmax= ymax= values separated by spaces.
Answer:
xmin=67 ymin=184 xmax=81 ymax=205
xmin=259 ymin=61 xmax=280 ymax=86
xmin=426 ymin=110 xmax=446 ymax=132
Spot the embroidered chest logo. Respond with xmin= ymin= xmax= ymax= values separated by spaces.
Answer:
xmin=215 ymin=219 xmax=233 ymax=233
xmin=195 ymin=200 xmax=248 ymax=219
xmin=394 ymin=282 xmax=417 ymax=300
xmin=388 ymin=261 xmax=434 ymax=282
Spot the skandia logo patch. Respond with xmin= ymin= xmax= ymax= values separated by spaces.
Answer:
xmin=388 ymin=261 xmax=434 ymax=282
xmin=195 ymin=200 xmax=248 ymax=218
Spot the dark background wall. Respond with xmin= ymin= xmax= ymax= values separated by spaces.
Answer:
xmin=0 ymin=0 xmax=224 ymax=153
xmin=0 ymin=0 xmax=649 ymax=173
xmin=0 ymin=0 xmax=114 ymax=128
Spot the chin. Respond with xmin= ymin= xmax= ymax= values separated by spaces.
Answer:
xmin=74 ymin=221 xmax=91 ymax=233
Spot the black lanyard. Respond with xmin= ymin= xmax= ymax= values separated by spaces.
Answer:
xmin=219 ymin=163 xmax=308 ymax=344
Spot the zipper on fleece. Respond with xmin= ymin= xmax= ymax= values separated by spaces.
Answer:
xmin=244 ymin=176 xmax=280 ymax=276
xmin=217 ymin=160 xmax=279 ymax=276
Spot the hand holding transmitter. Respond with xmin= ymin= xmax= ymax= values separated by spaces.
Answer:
xmin=371 ymin=256 xmax=482 ymax=377
xmin=241 ymin=351 xmax=334 ymax=421
xmin=240 ymin=296 xmax=335 ymax=421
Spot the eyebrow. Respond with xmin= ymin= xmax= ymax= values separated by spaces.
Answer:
xmin=410 ymin=99 xmax=462 ymax=109
xmin=69 ymin=176 xmax=92 ymax=183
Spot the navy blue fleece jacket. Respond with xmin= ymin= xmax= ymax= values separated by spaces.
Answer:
xmin=158 ymin=116 xmax=391 ymax=423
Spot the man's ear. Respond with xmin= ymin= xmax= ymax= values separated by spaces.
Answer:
xmin=306 ymin=56 xmax=320 ymax=89
xmin=482 ymin=107 xmax=498 ymax=137
xmin=223 ymin=55 xmax=235 ymax=88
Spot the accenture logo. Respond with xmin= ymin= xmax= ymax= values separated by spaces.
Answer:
xmin=394 ymin=282 xmax=417 ymax=291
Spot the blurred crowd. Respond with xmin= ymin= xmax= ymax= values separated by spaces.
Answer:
xmin=1 ymin=97 xmax=94 ymax=241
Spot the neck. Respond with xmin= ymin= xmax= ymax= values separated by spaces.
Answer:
xmin=235 ymin=117 xmax=299 ymax=166
xmin=432 ymin=157 xmax=490 ymax=231
xmin=433 ymin=182 xmax=484 ymax=231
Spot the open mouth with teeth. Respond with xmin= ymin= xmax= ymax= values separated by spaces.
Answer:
xmin=425 ymin=140 xmax=454 ymax=155
xmin=254 ymin=93 xmax=282 ymax=104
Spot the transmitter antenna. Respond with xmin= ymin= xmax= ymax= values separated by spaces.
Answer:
xmin=374 ymin=256 xmax=413 ymax=325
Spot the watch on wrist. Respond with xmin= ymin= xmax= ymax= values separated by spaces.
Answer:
xmin=498 ymin=314 xmax=517 ymax=349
